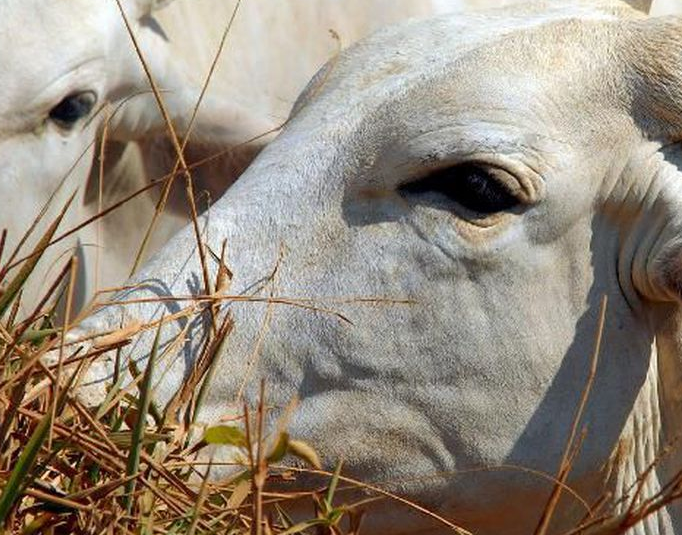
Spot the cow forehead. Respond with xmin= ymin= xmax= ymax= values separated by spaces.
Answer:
xmin=304 ymin=3 xmax=637 ymax=123
xmin=0 ymin=1 xmax=111 ymax=119
xmin=282 ymin=3 xmax=641 ymax=185
xmin=0 ymin=0 xmax=105 ymax=55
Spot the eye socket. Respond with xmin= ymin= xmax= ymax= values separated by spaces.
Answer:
xmin=48 ymin=91 xmax=97 ymax=129
xmin=399 ymin=163 xmax=520 ymax=215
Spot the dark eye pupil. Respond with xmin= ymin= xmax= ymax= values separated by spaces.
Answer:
xmin=49 ymin=92 xmax=96 ymax=127
xmin=400 ymin=164 xmax=518 ymax=214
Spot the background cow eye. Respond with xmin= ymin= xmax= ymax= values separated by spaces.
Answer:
xmin=49 ymin=91 xmax=97 ymax=129
xmin=399 ymin=163 xmax=520 ymax=215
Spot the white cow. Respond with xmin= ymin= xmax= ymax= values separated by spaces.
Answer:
xmin=58 ymin=0 xmax=682 ymax=533
xmin=0 ymin=0 xmax=244 ymax=312
xmin=0 ymin=0 xmax=483 ymax=315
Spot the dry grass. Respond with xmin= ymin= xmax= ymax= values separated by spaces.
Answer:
xmin=0 ymin=257 xmax=461 ymax=534
xmin=2 ymin=2 xmax=682 ymax=535
xmin=0 ymin=258 xmax=333 ymax=534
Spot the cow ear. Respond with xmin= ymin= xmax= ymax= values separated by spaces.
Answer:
xmin=607 ymin=16 xmax=682 ymax=302
xmin=620 ymin=17 xmax=682 ymax=302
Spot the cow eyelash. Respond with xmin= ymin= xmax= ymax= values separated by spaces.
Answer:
xmin=49 ymin=91 xmax=98 ymax=130
xmin=399 ymin=163 xmax=520 ymax=215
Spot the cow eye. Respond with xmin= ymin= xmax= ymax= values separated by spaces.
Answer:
xmin=399 ymin=163 xmax=520 ymax=215
xmin=49 ymin=91 xmax=97 ymax=129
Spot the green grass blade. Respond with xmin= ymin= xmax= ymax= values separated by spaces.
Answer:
xmin=324 ymin=460 xmax=344 ymax=513
xmin=266 ymin=432 xmax=289 ymax=464
xmin=18 ymin=329 xmax=58 ymax=345
xmin=192 ymin=316 xmax=232 ymax=425
xmin=204 ymin=425 xmax=247 ymax=447
xmin=123 ymin=319 xmax=162 ymax=514
xmin=287 ymin=439 xmax=321 ymax=469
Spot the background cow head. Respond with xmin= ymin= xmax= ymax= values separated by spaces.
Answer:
xmin=0 ymin=0 xmax=272 ymax=312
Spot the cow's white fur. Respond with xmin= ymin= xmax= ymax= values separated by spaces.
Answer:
xmin=0 ymin=0 xmax=241 ymax=311
xmin=61 ymin=1 xmax=682 ymax=533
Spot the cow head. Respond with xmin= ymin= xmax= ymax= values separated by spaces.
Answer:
xmin=62 ymin=0 xmax=682 ymax=533
xmin=0 ymin=0 xmax=272 ymax=310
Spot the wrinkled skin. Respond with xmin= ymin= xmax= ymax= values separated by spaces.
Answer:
xmin=0 ymin=0 xmax=471 ymax=315
xmin=66 ymin=0 xmax=682 ymax=533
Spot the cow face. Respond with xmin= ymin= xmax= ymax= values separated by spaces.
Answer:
xmin=68 ymin=1 xmax=682 ymax=533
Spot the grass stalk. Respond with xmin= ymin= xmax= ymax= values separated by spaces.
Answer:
xmin=124 ymin=319 xmax=162 ymax=513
